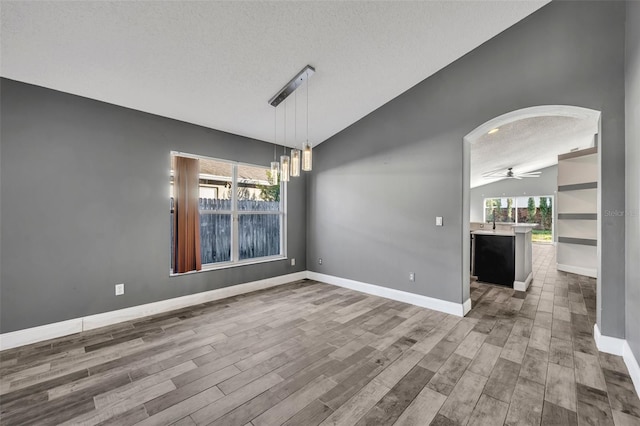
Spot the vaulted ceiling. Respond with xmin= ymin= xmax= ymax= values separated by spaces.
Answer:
xmin=1 ymin=1 xmax=549 ymax=148
xmin=470 ymin=113 xmax=600 ymax=188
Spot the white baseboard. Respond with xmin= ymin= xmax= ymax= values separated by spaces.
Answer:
xmin=557 ymin=263 xmax=597 ymax=278
xmin=307 ymin=271 xmax=468 ymax=317
xmin=594 ymin=324 xmax=625 ymax=355
xmin=623 ymin=341 xmax=640 ymax=400
xmin=514 ymin=272 xmax=533 ymax=292
xmin=594 ymin=324 xmax=640 ymax=397
xmin=0 ymin=319 xmax=84 ymax=352
xmin=463 ymin=298 xmax=472 ymax=315
xmin=0 ymin=272 xmax=307 ymax=351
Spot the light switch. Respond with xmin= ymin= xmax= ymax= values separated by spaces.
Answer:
xmin=436 ymin=217 xmax=443 ymax=226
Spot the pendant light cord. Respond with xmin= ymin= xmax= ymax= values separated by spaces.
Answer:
xmin=306 ymin=70 xmax=309 ymax=145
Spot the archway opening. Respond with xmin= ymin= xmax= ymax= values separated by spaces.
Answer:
xmin=462 ymin=105 xmax=601 ymax=315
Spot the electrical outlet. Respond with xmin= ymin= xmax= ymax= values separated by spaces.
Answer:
xmin=409 ymin=273 xmax=415 ymax=282
xmin=318 ymin=258 xmax=323 ymax=265
xmin=115 ymin=283 xmax=125 ymax=296
xmin=291 ymin=258 xmax=296 ymax=266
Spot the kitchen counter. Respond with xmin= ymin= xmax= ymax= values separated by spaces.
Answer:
xmin=472 ymin=229 xmax=515 ymax=236
xmin=471 ymin=225 xmax=533 ymax=291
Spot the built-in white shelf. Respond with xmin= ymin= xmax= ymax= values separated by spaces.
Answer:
xmin=556 ymin=146 xmax=598 ymax=278
xmin=557 ymin=189 xmax=598 ymax=214
xmin=558 ymin=182 xmax=597 ymax=191
xmin=557 ymin=213 xmax=597 ymax=220
xmin=557 ymin=147 xmax=598 ymax=185
xmin=557 ymin=219 xmax=597 ymax=240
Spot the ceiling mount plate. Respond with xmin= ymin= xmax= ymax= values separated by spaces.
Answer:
xmin=269 ymin=65 xmax=315 ymax=107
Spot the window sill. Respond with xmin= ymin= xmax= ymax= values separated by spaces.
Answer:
xmin=170 ymin=255 xmax=287 ymax=276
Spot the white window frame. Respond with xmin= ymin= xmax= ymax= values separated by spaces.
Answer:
xmin=483 ymin=196 xmax=554 ymax=223
xmin=482 ymin=195 xmax=555 ymax=241
xmin=483 ymin=197 xmax=516 ymax=224
xmin=170 ymin=151 xmax=287 ymax=275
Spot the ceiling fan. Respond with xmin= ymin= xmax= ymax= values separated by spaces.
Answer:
xmin=482 ymin=167 xmax=541 ymax=180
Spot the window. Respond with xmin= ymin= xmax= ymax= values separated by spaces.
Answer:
xmin=483 ymin=195 xmax=554 ymax=243
xmin=484 ymin=197 xmax=516 ymax=223
xmin=170 ymin=153 xmax=284 ymax=273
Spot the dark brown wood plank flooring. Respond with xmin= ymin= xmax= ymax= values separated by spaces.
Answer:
xmin=1 ymin=244 xmax=639 ymax=425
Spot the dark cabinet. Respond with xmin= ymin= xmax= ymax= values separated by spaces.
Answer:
xmin=474 ymin=234 xmax=515 ymax=287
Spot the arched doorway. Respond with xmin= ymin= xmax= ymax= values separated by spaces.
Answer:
xmin=462 ymin=105 xmax=601 ymax=313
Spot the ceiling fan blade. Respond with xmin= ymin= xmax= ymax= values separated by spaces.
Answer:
xmin=481 ymin=168 xmax=509 ymax=177
xmin=513 ymin=176 xmax=523 ymax=179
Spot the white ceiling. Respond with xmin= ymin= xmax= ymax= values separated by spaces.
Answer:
xmin=470 ymin=114 xmax=600 ymax=188
xmin=1 ymin=1 xmax=548 ymax=148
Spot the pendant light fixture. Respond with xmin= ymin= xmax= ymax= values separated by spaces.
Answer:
xmin=270 ymin=109 xmax=279 ymax=186
xmin=268 ymin=65 xmax=315 ymax=175
xmin=302 ymin=68 xmax=312 ymax=172
xmin=270 ymin=149 xmax=279 ymax=185
xmin=280 ymin=147 xmax=290 ymax=182
xmin=302 ymin=144 xmax=312 ymax=172
xmin=291 ymin=149 xmax=301 ymax=177
xmin=280 ymin=100 xmax=290 ymax=182
xmin=290 ymin=90 xmax=301 ymax=177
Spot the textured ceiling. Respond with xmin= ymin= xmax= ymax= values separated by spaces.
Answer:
xmin=470 ymin=114 xmax=600 ymax=188
xmin=1 ymin=1 xmax=548 ymax=148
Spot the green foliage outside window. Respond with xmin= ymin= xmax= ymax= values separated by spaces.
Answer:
xmin=258 ymin=170 xmax=280 ymax=202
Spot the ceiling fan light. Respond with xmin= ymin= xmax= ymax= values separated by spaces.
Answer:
xmin=488 ymin=128 xmax=500 ymax=135
xmin=483 ymin=167 xmax=542 ymax=180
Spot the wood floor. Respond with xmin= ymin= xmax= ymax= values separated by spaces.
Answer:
xmin=1 ymin=244 xmax=640 ymax=426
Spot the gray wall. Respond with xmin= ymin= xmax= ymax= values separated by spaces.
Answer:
xmin=470 ymin=165 xmax=558 ymax=225
xmin=0 ymin=79 xmax=307 ymax=333
xmin=308 ymin=1 xmax=626 ymax=338
xmin=625 ymin=1 xmax=640 ymax=363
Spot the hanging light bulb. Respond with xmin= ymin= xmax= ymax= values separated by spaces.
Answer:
xmin=302 ymin=70 xmax=312 ymax=171
xmin=290 ymin=90 xmax=301 ymax=177
xmin=280 ymin=153 xmax=290 ymax=182
xmin=302 ymin=143 xmax=312 ymax=171
xmin=280 ymin=100 xmax=290 ymax=182
xmin=270 ymin=159 xmax=280 ymax=185
xmin=291 ymin=149 xmax=301 ymax=177
xmin=270 ymin=148 xmax=279 ymax=186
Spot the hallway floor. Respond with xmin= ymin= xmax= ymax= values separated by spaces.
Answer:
xmin=1 ymin=244 xmax=639 ymax=425
xmin=468 ymin=243 xmax=640 ymax=425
